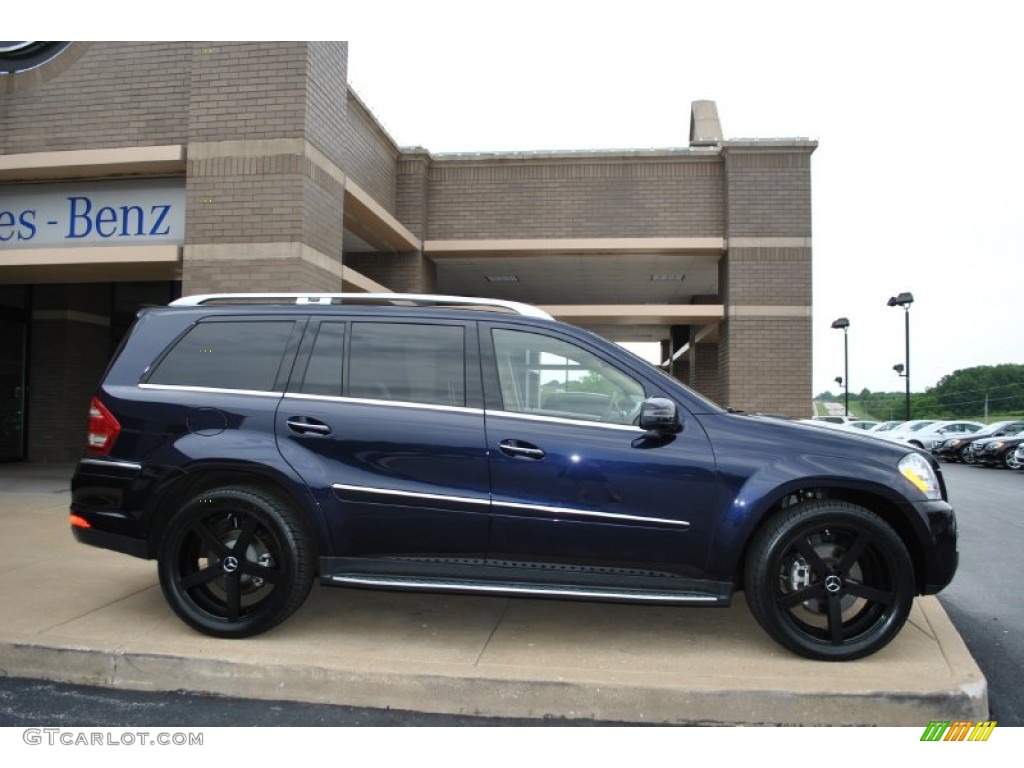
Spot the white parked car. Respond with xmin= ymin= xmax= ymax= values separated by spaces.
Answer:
xmin=888 ymin=420 xmax=985 ymax=450
xmin=867 ymin=420 xmax=906 ymax=433
xmin=842 ymin=420 xmax=881 ymax=431
xmin=874 ymin=420 xmax=939 ymax=443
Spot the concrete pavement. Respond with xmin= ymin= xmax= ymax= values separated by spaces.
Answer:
xmin=0 ymin=463 xmax=988 ymax=725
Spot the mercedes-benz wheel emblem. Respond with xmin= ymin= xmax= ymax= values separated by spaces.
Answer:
xmin=824 ymin=574 xmax=843 ymax=594
xmin=222 ymin=555 xmax=240 ymax=574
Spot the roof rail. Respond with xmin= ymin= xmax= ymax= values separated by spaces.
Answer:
xmin=170 ymin=293 xmax=554 ymax=320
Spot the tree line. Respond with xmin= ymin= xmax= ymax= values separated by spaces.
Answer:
xmin=817 ymin=364 xmax=1024 ymax=420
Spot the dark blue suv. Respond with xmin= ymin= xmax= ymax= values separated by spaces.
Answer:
xmin=70 ymin=294 xmax=958 ymax=660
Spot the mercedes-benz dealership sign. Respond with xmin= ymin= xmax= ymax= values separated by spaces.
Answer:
xmin=0 ymin=179 xmax=185 ymax=248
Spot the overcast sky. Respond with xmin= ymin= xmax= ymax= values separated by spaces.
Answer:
xmin=340 ymin=1 xmax=1024 ymax=397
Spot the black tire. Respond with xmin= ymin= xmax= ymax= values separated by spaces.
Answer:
xmin=744 ymin=500 xmax=915 ymax=661
xmin=961 ymin=446 xmax=977 ymax=465
xmin=158 ymin=486 xmax=314 ymax=638
xmin=1004 ymin=449 xmax=1022 ymax=470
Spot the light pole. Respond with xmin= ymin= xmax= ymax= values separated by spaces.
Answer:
xmin=887 ymin=292 xmax=914 ymax=420
xmin=831 ymin=317 xmax=850 ymax=416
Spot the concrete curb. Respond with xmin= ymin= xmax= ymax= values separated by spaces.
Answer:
xmin=0 ymin=596 xmax=988 ymax=726
xmin=0 ymin=467 xmax=988 ymax=725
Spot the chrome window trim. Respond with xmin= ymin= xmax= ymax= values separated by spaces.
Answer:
xmin=331 ymin=483 xmax=689 ymax=529
xmin=485 ymin=409 xmax=643 ymax=432
xmin=328 ymin=575 xmax=718 ymax=601
xmin=285 ymin=393 xmax=483 ymax=415
xmin=138 ymin=383 xmax=282 ymax=398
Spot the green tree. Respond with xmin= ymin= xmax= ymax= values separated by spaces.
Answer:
xmin=931 ymin=364 xmax=1024 ymax=418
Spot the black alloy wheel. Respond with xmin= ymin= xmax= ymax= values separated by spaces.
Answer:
xmin=744 ymin=500 xmax=915 ymax=661
xmin=158 ymin=486 xmax=314 ymax=638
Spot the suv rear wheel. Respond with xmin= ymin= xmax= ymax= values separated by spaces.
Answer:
xmin=157 ymin=486 xmax=314 ymax=638
xmin=744 ymin=500 xmax=914 ymax=661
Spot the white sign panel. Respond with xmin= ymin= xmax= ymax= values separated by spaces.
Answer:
xmin=0 ymin=178 xmax=185 ymax=249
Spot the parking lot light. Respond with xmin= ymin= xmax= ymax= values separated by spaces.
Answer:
xmin=887 ymin=293 xmax=913 ymax=420
xmin=831 ymin=317 xmax=850 ymax=416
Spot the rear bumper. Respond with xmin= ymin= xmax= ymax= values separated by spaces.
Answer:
xmin=69 ymin=457 xmax=176 ymax=560
xmin=71 ymin=523 xmax=149 ymax=559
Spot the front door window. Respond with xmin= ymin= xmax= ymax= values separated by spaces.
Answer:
xmin=491 ymin=328 xmax=645 ymax=426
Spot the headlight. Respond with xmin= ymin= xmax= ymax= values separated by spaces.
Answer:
xmin=990 ymin=442 xmax=1005 ymax=450
xmin=899 ymin=453 xmax=942 ymax=500
xmin=948 ymin=439 xmax=962 ymax=448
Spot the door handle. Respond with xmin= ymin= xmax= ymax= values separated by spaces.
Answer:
xmin=498 ymin=439 xmax=545 ymax=460
xmin=287 ymin=417 xmax=331 ymax=435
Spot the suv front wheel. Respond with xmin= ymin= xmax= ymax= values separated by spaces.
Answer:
xmin=744 ymin=500 xmax=915 ymax=661
xmin=157 ymin=486 xmax=314 ymax=638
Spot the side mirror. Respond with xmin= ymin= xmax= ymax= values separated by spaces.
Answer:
xmin=639 ymin=397 xmax=682 ymax=434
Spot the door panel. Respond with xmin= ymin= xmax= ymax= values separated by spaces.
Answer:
xmin=482 ymin=325 xmax=720 ymax=578
xmin=278 ymin=397 xmax=491 ymax=558
xmin=276 ymin=319 xmax=490 ymax=560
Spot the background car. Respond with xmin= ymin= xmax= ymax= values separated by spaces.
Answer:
xmin=974 ymin=435 xmax=1024 ymax=469
xmin=866 ymin=420 xmax=905 ymax=433
xmin=840 ymin=420 xmax=881 ymax=431
xmin=874 ymin=419 xmax=939 ymax=443
xmin=892 ymin=420 xmax=985 ymax=450
xmin=939 ymin=421 xmax=1024 ymax=463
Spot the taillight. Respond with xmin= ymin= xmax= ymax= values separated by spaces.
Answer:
xmin=87 ymin=397 xmax=121 ymax=455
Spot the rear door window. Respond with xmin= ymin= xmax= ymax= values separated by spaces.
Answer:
xmin=348 ymin=322 xmax=465 ymax=406
xmin=147 ymin=320 xmax=295 ymax=392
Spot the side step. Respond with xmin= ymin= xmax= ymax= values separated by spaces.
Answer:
xmin=323 ymin=573 xmax=731 ymax=606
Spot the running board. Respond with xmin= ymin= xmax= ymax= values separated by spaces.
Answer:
xmin=323 ymin=573 xmax=730 ymax=606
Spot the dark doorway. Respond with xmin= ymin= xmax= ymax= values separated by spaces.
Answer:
xmin=0 ymin=287 xmax=28 ymax=461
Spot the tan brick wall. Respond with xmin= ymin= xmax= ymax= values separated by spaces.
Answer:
xmin=343 ymin=94 xmax=400 ymax=213
xmin=344 ymin=252 xmax=436 ymax=293
xmin=183 ymin=254 xmax=342 ymax=295
xmin=396 ymin=151 xmax=431 ymax=240
xmin=426 ymin=156 xmax=724 ymax=240
xmin=187 ymin=42 xmax=309 ymax=143
xmin=0 ymin=42 xmax=190 ymax=151
xmin=725 ymin=247 xmax=812 ymax=306
xmin=720 ymin=315 xmax=811 ymax=417
xmin=724 ymin=150 xmax=813 ymax=237
xmin=305 ymin=42 xmax=349 ymax=168
xmin=692 ymin=342 xmax=721 ymax=405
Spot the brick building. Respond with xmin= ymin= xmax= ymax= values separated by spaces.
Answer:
xmin=0 ymin=41 xmax=816 ymax=462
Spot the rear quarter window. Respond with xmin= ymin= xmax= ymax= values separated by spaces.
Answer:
xmin=147 ymin=320 xmax=294 ymax=391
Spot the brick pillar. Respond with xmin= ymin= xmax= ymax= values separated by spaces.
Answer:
xmin=719 ymin=140 xmax=816 ymax=417
xmin=181 ymin=42 xmax=348 ymax=295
